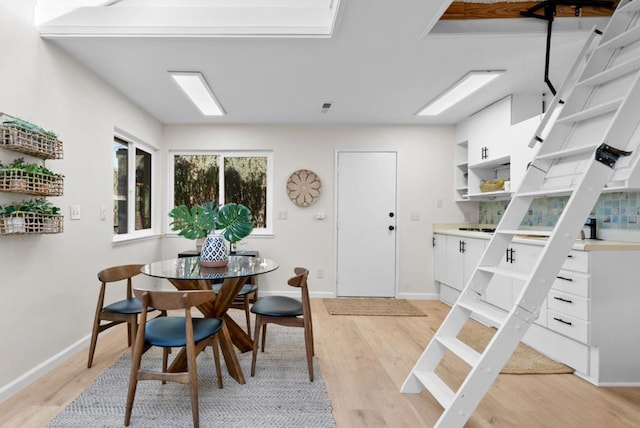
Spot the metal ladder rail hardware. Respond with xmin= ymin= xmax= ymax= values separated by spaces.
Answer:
xmin=402 ymin=2 xmax=640 ymax=427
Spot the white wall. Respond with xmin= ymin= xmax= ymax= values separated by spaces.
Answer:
xmin=161 ymin=125 xmax=465 ymax=298
xmin=0 ymin=1 xmax=163 ymax=396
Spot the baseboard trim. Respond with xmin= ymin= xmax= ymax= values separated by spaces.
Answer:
xmin=0 ymin=335 xmax=90 ymax=403
xmin=574 ymin=372 xmax=640 ymax=387
xmin=397 ymin=292 xmax=439 ymax=300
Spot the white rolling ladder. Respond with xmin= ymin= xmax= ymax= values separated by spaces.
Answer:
xmin=402 ymin=1 xmax=640 ymax=426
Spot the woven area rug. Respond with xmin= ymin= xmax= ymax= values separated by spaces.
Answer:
xmin=458 ymin=326 xmax=574 ymax=375
xmin=323 ymin=298 xmax=426 ymax=316
xmin=48 ymin=325 xmax=335 ymax=427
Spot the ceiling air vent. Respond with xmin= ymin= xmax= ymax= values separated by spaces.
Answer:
xmin=321 ymin=102 xmax=332 ymax=113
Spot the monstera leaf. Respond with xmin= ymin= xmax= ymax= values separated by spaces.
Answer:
xmin=215 ymin=203 xmax=255 ymax=242
xmin=168 ymin=203 xmax=217 ymax=240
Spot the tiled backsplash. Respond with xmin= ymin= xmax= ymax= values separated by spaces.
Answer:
xmin=479 ymin=191 xmax=640 ymax=230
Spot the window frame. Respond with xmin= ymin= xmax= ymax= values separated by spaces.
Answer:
xmin=168 ymin=150 xmax=274 ymax=236
xmin=112 ymin=131 xmax=159 ymax=243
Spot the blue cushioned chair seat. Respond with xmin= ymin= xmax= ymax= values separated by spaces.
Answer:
xmin=251 ymin=296 xmax=303 ymax=317
xmin=103 ymin=298 xmax=146 ymax=314
xmin=145 ymin=317 xmax=223 ymax=348
xmin=212 ymin=283 xmax=258 ymax=296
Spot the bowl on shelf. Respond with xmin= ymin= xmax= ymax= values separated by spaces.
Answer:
xmin=479 ymin=179 xmax=505 ymax=193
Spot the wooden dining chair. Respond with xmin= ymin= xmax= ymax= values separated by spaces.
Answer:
xmin=125 ymin=289 xmax=224 ymax=428
xmin=250 ymin=267 xmax=314 ymax=381
xmin=88 ymin=264 xmax=161 ymax=368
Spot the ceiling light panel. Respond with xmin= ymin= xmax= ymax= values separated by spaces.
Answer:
xmin=170 ymin=72 xmax=225 ymax=116
xmin=417 ymin=70 xmax=505 ymax=116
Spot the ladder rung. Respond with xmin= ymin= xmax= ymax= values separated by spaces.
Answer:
xmin=556 ymin=98 xmax=622 ymax=124
xmin=577 ymin=57 xmax=640 ymax=88
xmin=599 ymin=24 xmax=640 ymax=51
xmin=413 ymin=370 xmax=454 ymax=408
xmin=618 ymin=0 xmax=640 ymax=15
xmin=535 ymin=144 xmax=599 ymax=161
xmin=458 ymin=299 xmax=507 ymax=327
xmin=477 ymin=266 xmax=531 ymax=282
xmin=436 ymin=336 xmax=481 ymax=367
xmin=495 ymin=229 xmax=552 ymax=237
xmin=516 ymin=187 xmax=576 ymax=198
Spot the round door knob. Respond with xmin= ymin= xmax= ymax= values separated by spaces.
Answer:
xmin=388 ymin=225 xmax=395 ymax=231
xmin=389 ymin=212 xmax=395 ymax=218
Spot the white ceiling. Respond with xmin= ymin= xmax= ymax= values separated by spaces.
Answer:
xmin=36 ymin=0 xmax=612 ymax=125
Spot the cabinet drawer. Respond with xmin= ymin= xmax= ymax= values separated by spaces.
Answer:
xmin=548 ymin=290 xmax=589 ymax=320
xmin=561 ymin=250 xmax=588 ymax=273
xmin=523 ymin=323 xmax=589 ymax=375
xmin=547 ymin=310 xmax=589 ymax=344
xmin=552 ymin=271 xmax=589 ymax=298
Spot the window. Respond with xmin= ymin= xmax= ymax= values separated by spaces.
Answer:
xmin=170 ymin=152 xmax=272 ymax=233
xmin=113 ymin=135 xmax=155 ymax=239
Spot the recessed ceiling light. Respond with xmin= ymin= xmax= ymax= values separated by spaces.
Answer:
xmin=169 ymin=71 xmax=225 ymax=116
xmin=416 ymin=70 xmax=505 ymax=116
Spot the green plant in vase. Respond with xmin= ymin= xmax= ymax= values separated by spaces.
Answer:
xmin=169 ymin=202 xmax=254 ymax=265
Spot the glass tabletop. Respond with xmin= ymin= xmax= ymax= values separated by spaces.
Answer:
xmin=141 ymin=255 xmax=279 ymax=281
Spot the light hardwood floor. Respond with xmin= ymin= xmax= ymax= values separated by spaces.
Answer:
xmin=1 ymin=299 xmax=640 ymax=427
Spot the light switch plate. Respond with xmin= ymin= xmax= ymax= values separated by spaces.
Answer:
xmin=70 ymin=205 xmax=81 ymax=220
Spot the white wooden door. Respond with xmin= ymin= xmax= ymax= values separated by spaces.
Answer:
xmin=336 ymin=151 xmax=397 ymax=297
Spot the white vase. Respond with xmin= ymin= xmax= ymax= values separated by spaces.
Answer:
xmin=200 ymin=231 xmax=229 ymax=267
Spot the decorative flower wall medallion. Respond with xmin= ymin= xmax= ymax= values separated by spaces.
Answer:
xmin=287 ymin=169 xmax=322 ymax=207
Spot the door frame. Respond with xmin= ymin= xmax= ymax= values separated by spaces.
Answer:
xmin=333 ymin=150 xmax=399 ymax=298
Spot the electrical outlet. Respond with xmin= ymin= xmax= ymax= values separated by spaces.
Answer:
xmin=278 ymin=210 xmax=288 ymax=220
xmin=317 ymin=269 xmax=324 ymax=279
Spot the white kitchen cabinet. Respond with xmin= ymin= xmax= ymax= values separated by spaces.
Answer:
xmin=463 ymin=95 xmax=540 ymax=199
xmin=483 ymin=242 xmax=541 ymax=313
xmin=435 ymin=233 xmax=486 ymax=304
xmin=507 ymin=114 xmax=540 ymax=193
xmin=443 ymin=235 xmax=486 ymax=291
xmin=467 ymin=97 xmax=511 ymax=165
xmin=522 ymin=246 xmax=640 ymax=385
xmin=433 ymin=234 xmax=447 ymax=285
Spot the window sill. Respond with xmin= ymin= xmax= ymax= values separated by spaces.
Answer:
xmin=112 ymin=231 xmax=162 ymax=245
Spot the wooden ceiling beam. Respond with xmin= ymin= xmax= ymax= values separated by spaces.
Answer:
xmin=441 ymin=1 xmax=618 ymax=20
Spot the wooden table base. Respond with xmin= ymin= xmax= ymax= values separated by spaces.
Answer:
xmin=166 ymin=276 xmax=253 ymax=384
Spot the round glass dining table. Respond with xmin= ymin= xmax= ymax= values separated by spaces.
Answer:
xmin=140 ymin=255 xmax=279 ymax=384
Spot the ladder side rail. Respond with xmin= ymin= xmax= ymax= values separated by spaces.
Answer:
xmin=597 ymin=0 xmax=639 ymax=45
xmin=580 ymin=7 xmax=636 ymax=82
xmin=551 ymin=17 xmax=634 ymax=132
xmin=434 ymin=311 xmax=534 ymax=428
xmin=529 ymin=28 xmax=603 ymax=149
